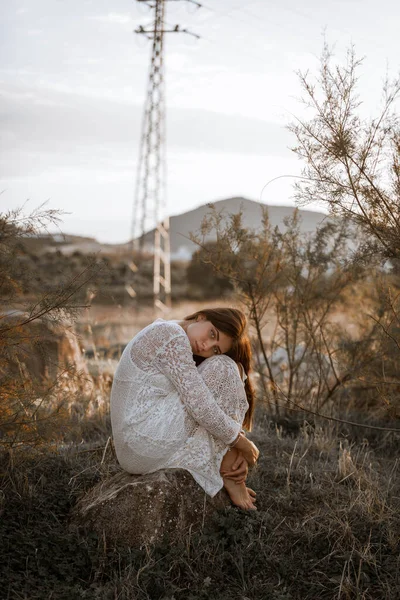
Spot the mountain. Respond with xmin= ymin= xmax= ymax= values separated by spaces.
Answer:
xmin=167 ymin=197 xmax=328 ymax=259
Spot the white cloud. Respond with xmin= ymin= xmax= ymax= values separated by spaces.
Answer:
xmin=90 ymin=12 xmax=131 ymax=25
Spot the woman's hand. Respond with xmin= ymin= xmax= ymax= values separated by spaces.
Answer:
xmin=221 ymin=452 xmax=248 ymax=484
xmin=233 ymin=434 xmax=259 ymax=467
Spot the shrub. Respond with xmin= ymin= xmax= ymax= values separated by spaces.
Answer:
xmin=0 ymin=205 xmax=99 ymax=449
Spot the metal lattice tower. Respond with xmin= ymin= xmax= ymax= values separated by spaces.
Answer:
xmin=130 ymin=0 xmax=200 ymax=312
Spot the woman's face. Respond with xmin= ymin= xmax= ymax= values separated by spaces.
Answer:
xmin=185 ymin=315 xmax=233 ymax=358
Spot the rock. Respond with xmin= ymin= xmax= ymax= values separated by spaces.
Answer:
xmin=0 ymin=311 xmax=93 ymax=397
xmin=72 ymin=469 xmax=231 ymax=548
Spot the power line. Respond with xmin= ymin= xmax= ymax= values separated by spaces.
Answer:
xmin=129 ymin=0 xmax=200 ymax=312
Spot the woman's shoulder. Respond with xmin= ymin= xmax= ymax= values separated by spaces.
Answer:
xmin=147 ymin=318 xmax=184 ymax=335
xmin=128 ymin=319 xmax=190 ymax=367
xmin=138 ymin=318 xmax=187 ymax=347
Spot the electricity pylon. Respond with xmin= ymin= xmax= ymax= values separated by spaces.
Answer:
xmin=129 ymin=0 xmax=200 ymax=312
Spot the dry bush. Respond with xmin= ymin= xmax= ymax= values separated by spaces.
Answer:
xmin=344 ymin=282 xmax=400 ymax=419
xmin=192 ymin=203 xmax=400 ymax=433
xmin=288 ymin=43 xmax=400 ymax=425
xmin=290 ymin=43 xmax=400 ymax=262
xmin=186 ymin=241 xmax=234 ymax=299
xmin=192 ymin=207 xmax=374 ymax=419
xmin=0 ymin=205 xmax=100 ymax=449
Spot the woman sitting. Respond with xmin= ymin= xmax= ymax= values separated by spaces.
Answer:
xmin=110 ymin=308 xmax=259 ymax=510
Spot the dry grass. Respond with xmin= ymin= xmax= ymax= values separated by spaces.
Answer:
xmin=1 ymin=400 xmax=399 ymax=600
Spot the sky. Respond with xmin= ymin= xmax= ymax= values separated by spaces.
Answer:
xmin=1 ymin=0 xmax=399 ymax=243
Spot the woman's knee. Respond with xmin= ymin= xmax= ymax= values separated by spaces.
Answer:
xmin=198 ymin=354 xmax=241 ymax=381
xmin=198 ymin=355 xmax=245 ymax=418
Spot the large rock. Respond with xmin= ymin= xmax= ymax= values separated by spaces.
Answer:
xmin=0 ymin=311 xmax=93 ymax=397
xmin=73 ymin=469 xmax=231 ymax=548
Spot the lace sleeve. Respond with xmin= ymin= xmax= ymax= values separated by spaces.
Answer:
xmin=155 ymin=334 xmax=241 ymax=445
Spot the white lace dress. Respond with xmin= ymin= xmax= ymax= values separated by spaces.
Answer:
xmin=110 ymin=319 xmax=248 ymax=496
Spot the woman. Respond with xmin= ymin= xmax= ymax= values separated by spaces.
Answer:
xmin=110 ymin=308 xmax=259 ymax=510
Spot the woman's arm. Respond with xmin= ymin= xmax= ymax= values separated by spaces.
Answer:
xmin=196 ymin=354 xmax=259 ymax=468
xmin=154 ymin=332 xmax=241 ymax=445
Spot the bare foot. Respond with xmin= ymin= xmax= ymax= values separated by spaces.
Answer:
xmin=223 ymin=478 xmax=257 ymax=510
xmin=247 ymin=487 xmax=257 ymax=502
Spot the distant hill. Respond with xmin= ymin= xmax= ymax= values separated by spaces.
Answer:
xmin=31 ymin=198 xmax=328 ymax=259
xmin=168 ymin=197 xmax=328 ymax=259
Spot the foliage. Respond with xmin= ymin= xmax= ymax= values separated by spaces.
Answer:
xmin=288 ymin=44 xmax=400 ymax=424
xmin=0 ymin=205 xmax=100 ymax=448
xmin=187 ymin=241 xmax=234 ymax=298
xmin=289 ymin=44 xmax=400 ymax=262
xmin=192 ymin=208 xmax=353 ymax=413
xmin=191 ymin=199 xmax=400 ymax=428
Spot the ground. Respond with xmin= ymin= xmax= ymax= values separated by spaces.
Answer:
xmin=1 ymin=410 xmax=399 ymax=600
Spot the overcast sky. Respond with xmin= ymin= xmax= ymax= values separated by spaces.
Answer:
xmin=1 ymin=0 xmax=399 ymax=242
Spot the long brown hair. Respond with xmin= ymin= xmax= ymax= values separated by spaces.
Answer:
xmin=184 ymin=308 xmax=256 ymax=431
